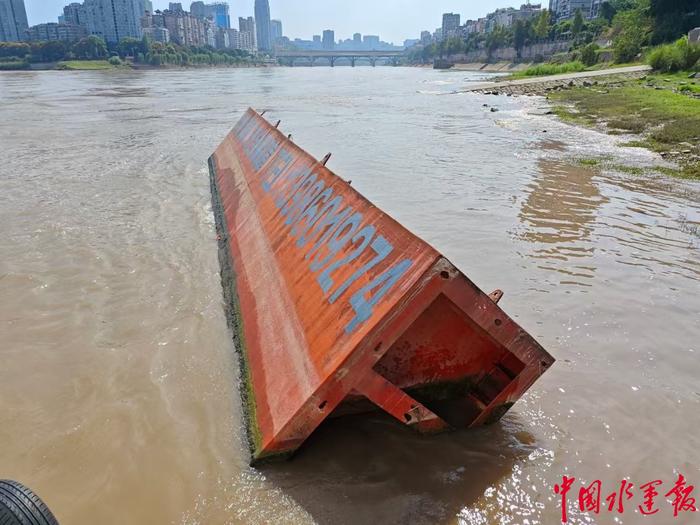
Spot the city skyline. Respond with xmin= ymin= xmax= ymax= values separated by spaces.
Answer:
xmin=23 ymin=0 xmax=529 ymax=44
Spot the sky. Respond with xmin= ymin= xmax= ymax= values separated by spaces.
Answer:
xmin=24 ymin=0 xmax=522 ymax=44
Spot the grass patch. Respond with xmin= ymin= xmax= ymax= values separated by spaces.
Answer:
xmin=550 ymin=79 xmax=700 ymax=181
xmin=56 ymin=60 xmax=117 ymax=70
xmin=552 ymin=105 xmax=596 ymax=126
xmin=606 ymin=116 xmax=647 ymax=133
xmin=620 ymin=139 xmax=651 ymax=148
xmin=577 ymin=159 xmax=700 ymax=180
xmin=578 ymin=158 xmax=602 ymax=166
xmin=513 ymin=61 xmax=586 ymax=78
xmin=549 ymin=78 xmax=700 ymax=150
xmin=611 ymin=164 xmax=646 ymax=175
xmin=679 ymin=84 xmax=700 ymax=94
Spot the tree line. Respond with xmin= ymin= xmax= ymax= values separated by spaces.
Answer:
xmin=0 ymin=35 xmax=259 ymax=69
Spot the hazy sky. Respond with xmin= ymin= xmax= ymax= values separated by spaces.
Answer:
xmin=24 ymin=0 xmax=521 ymax=44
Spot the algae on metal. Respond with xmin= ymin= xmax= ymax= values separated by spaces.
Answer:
xmin=208 ymin=156 xmax=265 ymax=462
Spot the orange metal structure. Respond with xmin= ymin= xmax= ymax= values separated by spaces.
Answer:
xmin=209 ymin=109 xmax=555 ymax=464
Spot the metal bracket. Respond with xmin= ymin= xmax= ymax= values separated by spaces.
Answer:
xmin=354 ymin=370 xmax=451 ymax=433
xmin=489 ymin=289 xmax=504 ymax=304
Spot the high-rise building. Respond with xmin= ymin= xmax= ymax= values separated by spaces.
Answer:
xmin=549 ymin=0 xmax=560 ymax=16
xmin=190 ymin=2 xmax=230 ymax=28
xmin=80 ymin=0 xmax=145 ymax=43
xmin=152 ymin=8 xmax=207 ymax=45
xmin=441 ymin=12 xmax=460 ymax=39
xmin=142 ymin=25 xmax=170 ymax=42
xmin=0 ymin=0 xmax=28 ymax=41
xmin=322 ymin=29 xmax=334 ymax=49
xmin=353 ymin=32 xmax=361 ymax=47
xmin=420 ymin=30 xmax=431 ymax=45
xmin=144 ymin=0 xmax=152 ymax=12
xmin=238 ymin=16 xmax=256 ymax=50
xmin=62 ymin=3 xmax=84 ymax=26
xmin=254 ymin=0 xmax=271 ymax=51
xmin=270 ymin=19 xmax=282 ymax=43
xmin=363 ymin=34 xmax=379 ymax=49
xmin=26 ymin=22 xmax=87 ymax=41
xmin=589 ymin=0 xmax=603 ymax=18
xmin=551 ymin=0 xmax=592 ymax=21
xmin=169 ymin=3 xmax=183 ymax=11
xmin=211 ymin=2 xmax=229 ymax=28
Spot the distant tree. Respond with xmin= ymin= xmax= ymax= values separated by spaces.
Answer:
xmin=0 ymin=42 xmax=30 ymax=58
xmin=533 ymin=9 xmax=552 ymax=41
xmin=572 ymin=9 xmax=585 ymax=38
xmin=599 ymin=2 xmax=618 ymax=23
xmin=444 ymin=36 xmax=465 ymax=56
xmin=554 ymin=19 xmax=573 ymax=38
xmin=610 ymin=0 xmax=641 ymax=11
xmin=650 ymin=0 xmax=700 ymax=44
xmin=72 ymin=36 xmax=108 ymax=60
xmin=581 ymin=42 xmax=600 ymax=65
xmin=612 ymin=5 xmax=651 ymax=62
xmin=31 ymin=40 xmax=69 ymax=62
xmin=514 ymin=20 xmax=528 ymax=58
xmin=141 ymin=35 xmax=151 ymax=56
xmin=486 ymin=25 xmax=511 ymax=60
xmin=587 ymin=18 xmax=609 ymax=37
xmin=117 ymin=37 xmax=141 ymax=58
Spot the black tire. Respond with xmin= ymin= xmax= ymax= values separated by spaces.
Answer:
xmin=0 ymin=481 xmax=59 ymax=525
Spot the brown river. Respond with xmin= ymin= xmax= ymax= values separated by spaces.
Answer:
xmin=0 ymin=68 xmax=698 ymax=525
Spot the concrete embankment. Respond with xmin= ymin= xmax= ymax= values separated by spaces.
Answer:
xmin=450 ymin=62 xmax=533 ymax=72
xmin=460 ymin=64 xmax=652 ymax=95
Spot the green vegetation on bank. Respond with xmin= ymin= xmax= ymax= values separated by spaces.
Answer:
xmin=0 ymin=34 xmax=260 ymax=71
xmin=648 ymin=37 xmax=700 ymax=72
xmin=56 ymin=60 xmax=117 ymax=70
xmin=512 ymin=61 xmax=586 ymax=78
xmin=0 ymin=57 xmax=29 ymax=70
xmin=550 ymin=73 xmax=700 ymax=179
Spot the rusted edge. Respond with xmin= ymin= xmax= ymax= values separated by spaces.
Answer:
xmin=208 ymin=156 xmax=292 ymax=465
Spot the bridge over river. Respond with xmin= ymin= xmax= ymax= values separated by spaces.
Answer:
xmin=276 ymin=50 xmax=404 ymax=67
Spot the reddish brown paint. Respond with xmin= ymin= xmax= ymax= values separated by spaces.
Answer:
xmin=209 ymin=108 xmax=555 ymax=464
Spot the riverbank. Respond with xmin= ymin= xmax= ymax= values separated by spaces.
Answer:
xmin=549 ymin=73 xmax=700 ymax=179
xmin=460 ymin=65 xmax=652 ymax=94
xmin=464 ymin=65 xmax=700 ymax=180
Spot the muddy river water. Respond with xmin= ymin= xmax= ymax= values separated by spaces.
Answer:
xmin=0 ymin=67 xmax=698 ymax=525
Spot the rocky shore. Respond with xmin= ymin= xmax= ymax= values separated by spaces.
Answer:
xmin=471 ymin=69 xmax=650 ymax=96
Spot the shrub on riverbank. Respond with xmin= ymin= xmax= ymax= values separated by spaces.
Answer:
xmin=648 ymin=37 xmax=700 ymax=72
xmin=0 ymin=60 xmax=29 ymax=70
xmin=581 ymin=43 xmax=600 ymax=66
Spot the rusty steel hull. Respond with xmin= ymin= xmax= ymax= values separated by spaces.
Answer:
xmin=209 ymin=109 xmax=555 ymax=464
